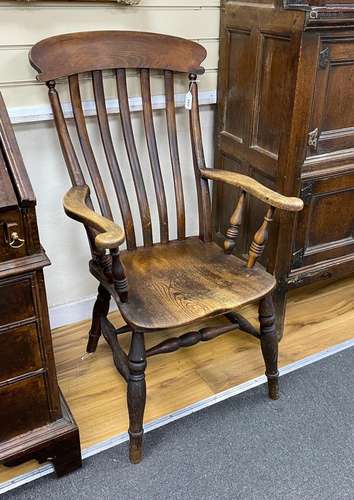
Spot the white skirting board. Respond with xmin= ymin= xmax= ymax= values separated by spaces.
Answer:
xmin=49 ymin=294 xmax=118 ymax=330
xmin=8 ymin=90 xmax=217 ymax=125
xmin=1 ymin=336 xmax=354 ymax=495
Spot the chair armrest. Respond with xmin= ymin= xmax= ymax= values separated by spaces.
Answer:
xmin=63 ymin=185 xmax=125 ymax=250
xmin=200 ymin=168 xmax=303 ymax=212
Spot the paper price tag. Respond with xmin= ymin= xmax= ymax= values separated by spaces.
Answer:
xmin=185 ymin=90 xmax=193 ymax=110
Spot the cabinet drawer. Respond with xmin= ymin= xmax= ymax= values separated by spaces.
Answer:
xmin=0 ymin=209 xmax=27 ymax=263
xmin=0 ymin=323 xmax=42 ymax=382
xmin=0 ymin=276 xmax=35 ymax=327
xmin=0 ymin=375 xmax=51 ymax=441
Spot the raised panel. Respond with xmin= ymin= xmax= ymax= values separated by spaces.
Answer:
xmin=293 ymin=171 xmax=354 ymax=268
xmin=223 ymin=29 xmax=252 ymax=143
xmin=252 ymin=34 xmax=293 ymax=159
xmin=308 ymin=189 xmax=354 ymax=246
xmin=307 ymin=38 xmax=354 ymax=159
xmin=323 ymin=65 xmax=354 ymax=132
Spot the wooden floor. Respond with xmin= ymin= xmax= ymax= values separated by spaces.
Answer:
xmin=1 ymin=276 xmax=354 ymax=484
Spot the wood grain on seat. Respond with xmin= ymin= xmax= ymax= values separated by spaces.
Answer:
xmin=111 ymin=238 xmax=275 ymax=331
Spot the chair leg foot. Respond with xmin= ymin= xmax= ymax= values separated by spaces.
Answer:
xmin=127 ymin=331 xmax=146 ymax=464
xmin=267 ymin=373 xmax=279 ymax=400
xmin=87 ymin=284 xmax=111 ymax=353
xmin=129 ymin=430 xmax=143 ymax=464
xmin=259 ymin=294 xmax=279 ymax=400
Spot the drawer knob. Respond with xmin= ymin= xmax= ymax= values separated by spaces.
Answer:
xmin=9 ymin=232 xmax=25 ymax=249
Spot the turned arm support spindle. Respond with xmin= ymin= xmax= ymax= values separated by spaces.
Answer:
xmin=200 ymin=168 xmax=304 ymax=267
xmin=63 ymin=185 xmax=128 ymax=302
xmin=247 ymin=206 xmax=275 ymax=268
xmin=224 ymin=191 xmax=246 ymax=254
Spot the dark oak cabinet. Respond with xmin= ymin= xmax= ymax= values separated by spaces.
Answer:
xmin=0 ymin=93 xmax=81 ymax=477
xmin=214 ymin=0 xmax=354 ymax=335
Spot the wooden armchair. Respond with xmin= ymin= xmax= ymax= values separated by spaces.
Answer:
xmin=29 ymin=31 xmax=303 ymax=464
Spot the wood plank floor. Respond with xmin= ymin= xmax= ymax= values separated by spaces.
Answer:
xmin=1 ymin=276 xmax=354 ymax=484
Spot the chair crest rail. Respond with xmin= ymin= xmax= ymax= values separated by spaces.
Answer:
xmin=29 ymin=31 xmax=207 ymax=81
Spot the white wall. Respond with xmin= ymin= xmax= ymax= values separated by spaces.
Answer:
xmin=0 ymin=0 xmax=220 ymax=325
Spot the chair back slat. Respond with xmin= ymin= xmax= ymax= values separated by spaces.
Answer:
xmin=189 ymin=75 xmax=212 ymax=242
xmin=140 ymin=69 xmax=169 ymax=244
xmin=69 ymin=74 xmax=113 ymax=220
xmin=164 ymin=70 xmax=186 ymax=240
xmin=116 ymin=68 xmax=153 ymax=248
xmin=92 ymin=70 xmax=136 ymax=250
xmin=48 ymin=83 xmax=88 ymax=190
xmin=30 ymin=31 xmax=209 ymax=253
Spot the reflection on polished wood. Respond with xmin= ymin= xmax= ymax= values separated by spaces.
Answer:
xmin=1 ymin=276 xmax=354 ymax=483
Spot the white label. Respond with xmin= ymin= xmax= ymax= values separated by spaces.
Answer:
xmin=185 ymin=90 xmax=193 ymax=110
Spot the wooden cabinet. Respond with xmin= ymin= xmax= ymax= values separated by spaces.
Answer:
xmin=214 ymin=0 xmax=354 ymax=335
xmin=0 ymin=93 xmax=81 ymax=477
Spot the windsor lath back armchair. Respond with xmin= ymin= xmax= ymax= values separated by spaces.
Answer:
xmin=29 ymin=31 xmax=303 ymax=464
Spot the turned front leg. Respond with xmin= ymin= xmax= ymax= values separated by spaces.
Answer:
xmin=127 ymin=331 xmax=146 ymax=464
xmin=258 ymin=294 xmax=279 ymax=400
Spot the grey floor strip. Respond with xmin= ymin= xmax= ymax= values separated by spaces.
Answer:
xmin=2 ymin=336 xmax=354 ymax=495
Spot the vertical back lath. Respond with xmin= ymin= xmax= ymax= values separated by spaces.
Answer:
xmin=92 ymin=70 xmax=136 ymax=250
xmin=164 ymin=70 xmax=186 ymax=240
xmin=116 ymin=68 xmax=153 ymax=247
xmin=48 ymin=81 xmax=87 ymax=190
xmin=140 ymin=69 xmax=169 ymax=244
xmin=188 ymin=74 xmax=212 ymax=242
xmin=69 ymin=74 xmax=113 ymax=220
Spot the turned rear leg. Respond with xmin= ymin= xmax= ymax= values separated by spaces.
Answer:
xmin=259 ymin=294 xmax=279 ymax=400
xmin=127 ymin=331 xmax=146 ymax=464
xmin=87 ymin=284 xmax=111 ymax=353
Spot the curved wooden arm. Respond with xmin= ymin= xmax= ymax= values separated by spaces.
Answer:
xmin=200 ymin=168 xmax=304 ymax=212
xmin=63 ymin=185 xmax=125 ymax=250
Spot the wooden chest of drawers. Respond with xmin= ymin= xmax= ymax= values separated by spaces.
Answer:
xmin=0 ymin=92 xmax=81 ymax=477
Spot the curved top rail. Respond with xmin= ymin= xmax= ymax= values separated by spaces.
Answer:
xmin=29 ymin=31 xmax=207 ymax=82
